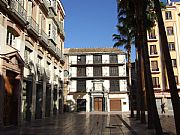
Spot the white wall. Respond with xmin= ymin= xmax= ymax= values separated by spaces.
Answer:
xmin=118 ymin=55 xmax=126 ymax=63
xmin=119 ymin=65 xmax=126 ymax=76
xmin=86 ymin=55 xmax=93 ymax=64
xmin=120 ymin=79 xmax=127 ymax=91
xmin=103 ymin=80 xmax=110 ymax=92
xmin=70 ymin=80 xmax=76 ymax=92
xmin=86 ymin=67 xmax=93 ymax=77
xmin=86 ymin=80 xmax=93 ymax=92
xmin=70 ymin=67 xmax=77 ymax=77
xmin=69 ymin=55 xmax=77 ymax=64
xmin=102 ymin=66 xmax=109 ymax=76
xmin=102 ymin=55 xmax=109 ymax=63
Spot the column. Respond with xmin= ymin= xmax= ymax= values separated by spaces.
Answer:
xmin=91 ymin=96 xmax=94 ymax=111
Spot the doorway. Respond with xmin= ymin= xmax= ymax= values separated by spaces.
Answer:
xmin=77 ymin=99 xmax=86 ymax=112
xmin=3 ymin=71 xmax=19 ymax=126
xmin=94 ymin=97 xmax=103 ymax=111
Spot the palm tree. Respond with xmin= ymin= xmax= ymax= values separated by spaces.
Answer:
xmin=154 ymin=0 xmax=180 ymax=134
xmin=134 ymin=0 xmax=163 ymax=132
xmin=113 ymin=0 xmax=135 ymax=117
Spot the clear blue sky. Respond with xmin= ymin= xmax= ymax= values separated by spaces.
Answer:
xmin=61 ymin=0 xmax=118 ymax=48
xmin=61 ymin=0 xmax=180 ymax=61
xmin=61 ymin=0 xmax=136 ymax=61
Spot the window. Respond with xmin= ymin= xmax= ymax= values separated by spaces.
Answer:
xmin=148 ymin=28 xmax=156 ymax=39
xmin=110 ymin=79 xmax=120 ymax=92
xmin=77 ymin=67 xmax=86 ymax=76
xmin=152 ymin=77 xmax=160 ymax=88
xmin=151 ymin=61 xmax=159 ymax=71
xmin=93 ymin=55 xmax=102 ymax=64
xmin=150 ymin=45 xmax=157 ymax=55
xmin=6 ymin=30 xmax=16 ymax=46
xmin=93 ymin=66 xmax=102 ymax=76
xmin=48 ymin=24 xmax=51 ymax=37
xmin=165 ymin=11 xmax=172 ymax=20
xmin=77 ymin=80 xmax=86 ymax=92
xmin=24 ymin=46 xmax=32 ymax=64
xmin=168 ymin=42 xmax=175 ymax=51
xmin=175 ymin=76 xmax=178 ymax=84
xmin=110 ymin=55 xmax=118 ymax=63
xmin=172 ymin=59 xmax=177 ymax=67
xmin=48 ymin=22 xmax=57 ymax=42
xmin=110 ymin=66 xmax=119 ymax=76
xmin=167 ymin=27 xmax=174 ymax=35
xmin=77 ymin=55 xmax=86 ymax=64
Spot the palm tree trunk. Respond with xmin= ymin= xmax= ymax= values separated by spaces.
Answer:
xmin=134 ymin=0 xmax=146 ymax=124
xmin=127 ymin=44 xmax=134 ymax=118
xmin=140 ymin=0 xmax=163 ymax=134
xmin=154 ymin=0 xmax=180 ymax=134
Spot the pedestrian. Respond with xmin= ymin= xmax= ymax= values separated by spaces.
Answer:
xmin=161 ymin=103 xmax=165 ymax=114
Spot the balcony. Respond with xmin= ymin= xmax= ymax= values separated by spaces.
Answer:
xmin=39 ymin=29 xmax=49 ymax=47
xmin=40 ymin=0 xmax=50 ymax=13
xmin=54 ymin=18 xmax=65 ymax=37
xmin=148 ymin=35 xmax=158 ymax=42
xmin=56 ymin=47 xmax=63 ymax=59
xmin=27 ymin=16 xmax=39 ymax=37
xmin=0 ymin=0 xmax=8 ymax=8
xmin=9 ymin=0 xmax=27 ymax=25
xmin=153 ymin=84 xmax=160 ymax=88
xmin=151 ymin=68 xmax=160 ymax=73
xmin=60 ymin=54 xmax=65 ymax=63
xmin=49 ymin=0 xmax=57 ymax=16
xmin=48 ymin=40 xmax=56 ymax=54
xmin=149 ymin=52 xmax=159 ymax=58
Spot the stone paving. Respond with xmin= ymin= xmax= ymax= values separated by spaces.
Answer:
xmin=0 ymin=111 xmax=176 ymax=135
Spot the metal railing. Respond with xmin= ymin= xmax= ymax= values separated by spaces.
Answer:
xmin=49 ymin=41 xmax=56 ymax=53
xmin=40 ymin=29 xmax=49 ymax=45
xmin=55 ymin=18 xmax=65 ymax=36
xmin=151 ymin=68 xmax=159 ymax=72
xmin=27 ymin=16 xmax=39 ymax=34
xmin=49 ymin=0 xmax=57 ymax=14
xmin=10 ymin=0 xmax=27 ymax=21
xmin=41 ymin=0 xmax=50 ymax=10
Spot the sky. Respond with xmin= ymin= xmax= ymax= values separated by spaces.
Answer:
xmin=61 ymin=0 xmax=180 ymax=62
xmin=61 ymin=0 xmax=118 ymax=48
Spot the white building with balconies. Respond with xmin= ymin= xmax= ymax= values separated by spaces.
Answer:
xmin=64 ymin=48 xmax=129 ymax=112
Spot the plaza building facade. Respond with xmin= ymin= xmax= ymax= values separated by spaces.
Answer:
xmin=147 ymin=1 xmax=180 ymax=112
xmin=0 ymin=0 xmax=65 ymax=127
xmin=64 ymin=48 xmax=129 ymax=112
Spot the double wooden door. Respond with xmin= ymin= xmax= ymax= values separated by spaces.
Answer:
xmin=94 ymin=97 xmax=103 ymax=111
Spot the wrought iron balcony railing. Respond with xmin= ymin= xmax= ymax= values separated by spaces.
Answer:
xmin=10 ymin=0 xmax=27 ymax=24
xmin=27 ymin=16 xmax=39 ymax=35
xmin=151 ymin=68 xmax=159 ymax=72
xmin=153 ymin=84 xmax=160 ymax=88
xmin=48 ymin=41 xmax=56 ymax=54
xmin=54 ymin=18 xmax=65 ymax=37
xmin=40 ymin=0 xmax=50 ymax=11
xmin=39 ymin=29 xmax=49 ymax=46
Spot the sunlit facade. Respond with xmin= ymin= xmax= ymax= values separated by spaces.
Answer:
xmin=0 ymin=0 xmax=65 ymax=127
xmin=147 ymin=2 xmax=180 ymax=112
xmin=64 ymin=48 xmax=129 ymax=112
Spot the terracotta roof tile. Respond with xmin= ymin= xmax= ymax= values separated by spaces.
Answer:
xmin=64 ymin=48 xmax=125 ymax=55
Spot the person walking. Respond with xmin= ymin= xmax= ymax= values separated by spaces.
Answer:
xmin=161 ymin=103 xmax=165 ymax=114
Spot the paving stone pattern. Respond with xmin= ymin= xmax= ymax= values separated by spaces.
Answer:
xmin=0 ymin=112 xmax=176 ymax=135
